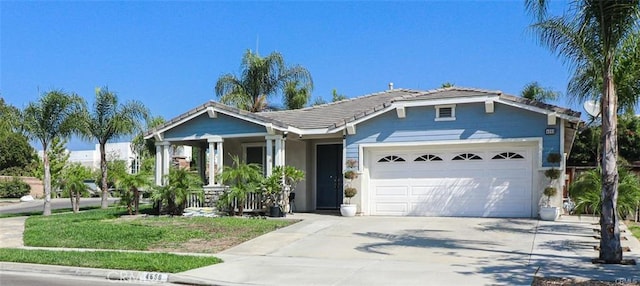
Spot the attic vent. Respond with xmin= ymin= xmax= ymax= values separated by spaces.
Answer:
xmin=435 ymin=105 xmax=456 ymax=121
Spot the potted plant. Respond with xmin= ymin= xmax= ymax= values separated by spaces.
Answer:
xmin=340 ymin=159 xmax=359 ymax=217
xmin=540 ymin=153 xmax=562 ymax=221
xmin=340 ymin=187 xmax=358 ymax=216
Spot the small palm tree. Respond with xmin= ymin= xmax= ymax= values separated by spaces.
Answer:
xmin=216 ymin=50 xmax=313 ymax=112
xmin=151 ymin=167 xmax=203 ymax=215
xmin=23 ymin=90 xmax=85 ymax=215
xmin=80 ymin=86 xmax=149 ymax=209
xmin=218 ymin=155 xmax=263 ymax=215
xmin=570 ymin=167 xmax=640 ymax=219
xmin=117 ymin=171 xmax=151 ymax=215
xmin=60 ymin=163 xmax=92 ymax=213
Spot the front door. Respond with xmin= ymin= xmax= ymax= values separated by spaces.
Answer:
xmin=316 ymin=144 xmax=343 ymax=209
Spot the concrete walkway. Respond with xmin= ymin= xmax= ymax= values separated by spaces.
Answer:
xmin=0 ymin=216 xmax=26 ymax=248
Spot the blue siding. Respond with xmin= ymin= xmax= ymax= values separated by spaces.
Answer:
xmin=346 ymin=102 xmax=561 ymax=167
xmin=164 ymin=113 xmax=266 ymax=138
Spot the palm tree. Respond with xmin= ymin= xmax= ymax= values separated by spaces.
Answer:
xmin=215 ymin=50 xmax=313 ymax=112
xmin=520 ymin=81 xmax=559 ymax=103
xmin=61 ymin=163 xmax=93 ymax=213
xmin=23 ymin=90 xmax=85 ymax=215
xmin=151 ymin=167 xmax=202 ymax=215
xmin=80 ymin=87 xmax=149 ymax=209
xmin=527 ymin=0 xmax=640 ymax=263
xmin=570 ymin=167 xmax=640 ymax=219
xmin=218 ymin=155 xmax=263 ymax=215
xmin=117 ymin=171 xmax=151 ymax=215
xmin=283 ymin=80 xmax=312 ymax=110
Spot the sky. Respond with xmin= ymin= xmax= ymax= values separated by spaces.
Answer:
xmin=1 ymin=1 xmax=576 ymax=150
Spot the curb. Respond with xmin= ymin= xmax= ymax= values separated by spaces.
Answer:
xmin=0 ymin=262 xmax=223 ymax=285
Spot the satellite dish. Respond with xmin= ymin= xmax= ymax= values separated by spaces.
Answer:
xmin=583 ymin=100 xmax=601 ymax=118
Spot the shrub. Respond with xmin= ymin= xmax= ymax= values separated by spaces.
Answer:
xmin=544 ymin=169 xmax=561 ymax=180
xmin=569 ymin=167 xmax=640 ymax=218
xmin=0 ymin=177 xmax=31 ymax=198
xmin=344 ymin=187 xmax=357 ymax=204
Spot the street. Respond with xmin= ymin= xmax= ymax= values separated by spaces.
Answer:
xmin=0 ymin=198 xmax=119 ymax=215
xmin=0 ymin=271 xmax=169 ymax=286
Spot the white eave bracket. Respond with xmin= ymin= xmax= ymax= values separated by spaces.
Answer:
xmin=547 ymin=113 xmax=557 ymax=125
xmin=266 ymin=123 xmax=276 ymax=135
xmin=153 ymin=132 xmax=163 ymax=141
xmin=346 ymin=123 xmax=356 ymax=135
xmin=485 ymin=100 xmax=494 ymax=113
xmin=396 ymin=106 xmax=406 ymax=118
xmin=206 ymin=106 xmax=217 ymax=118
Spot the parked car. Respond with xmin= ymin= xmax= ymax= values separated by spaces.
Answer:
xmin=83 ymin=180 xmax=101 ymax=197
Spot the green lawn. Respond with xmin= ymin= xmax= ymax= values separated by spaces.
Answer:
xmin=0 ymin=206 xmax=297 ymax=272
xmin=0 ymin=248 xmax=221 ymax=273
xmin=23 ymin=206 xmax=297 ymax=253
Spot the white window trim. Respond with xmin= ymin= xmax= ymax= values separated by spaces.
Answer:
xmin=435 ymin=104 xmax=456 ymax=121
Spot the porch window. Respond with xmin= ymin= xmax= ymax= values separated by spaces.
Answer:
xmin=245 ymin=145 xmax=267 ymax=175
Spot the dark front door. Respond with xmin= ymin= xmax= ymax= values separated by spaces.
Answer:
xmin=316 ymin=144 xmax=343 ymax=209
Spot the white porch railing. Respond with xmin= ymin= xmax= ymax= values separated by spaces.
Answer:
xmin=184 ymin=189 xmax=265 ymax=213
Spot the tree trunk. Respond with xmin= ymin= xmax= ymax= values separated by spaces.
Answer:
xmin=43 ymin=146 xmax=52 ymax=216
xmin=100 ymin=142 xmax=109 ymax=209
xmin=134 ymin=187 xmax=139 ymax=215
xmin=69 ymin=193 xmax=74 ymax=213
xmin=599 ymin=59 xmax=622 ymax=263
xmin=73 ymin=190 xmax=80 ymax=213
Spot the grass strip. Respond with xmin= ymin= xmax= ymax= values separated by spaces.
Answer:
xmin=0 ymin=206 xmax=102 ymax=218
xmin=0 ymin=248 xmax=221 ymax=273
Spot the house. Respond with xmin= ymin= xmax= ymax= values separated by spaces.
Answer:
xmin=144 ymin=87 xmax=581 ymax=217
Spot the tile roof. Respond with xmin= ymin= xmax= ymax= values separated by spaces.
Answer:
xmin=146 ymin=87 xmax=581 ymax=138
xmin=258 ymin=87 xmax=581 ymax=130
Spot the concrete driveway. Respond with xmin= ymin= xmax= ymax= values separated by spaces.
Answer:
xmin=179 ymin=214 xmax=640 ymax=286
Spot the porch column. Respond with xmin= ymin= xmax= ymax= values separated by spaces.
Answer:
xmin=207 ymin=140 xmax=216 ymax=186
xmin=197 ymin=146 xmax=206 ymax=184
xmin=216 ymin=141 xmax=224 ymax=180
xmin=161 ymin=142 xmax=171 ymax=185
xmin=266 ymin=137 xmax=274 ymax=176
xmin=154 ymin=142 xmax=163 ymax=186
xmin=207 ymin=136 xmax=223 ymax=186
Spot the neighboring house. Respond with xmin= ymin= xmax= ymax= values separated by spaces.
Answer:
xmin=39 ymin=142 xmax=169 ymax=174
xmin=144 ymin=87 xmax=581 ymax=218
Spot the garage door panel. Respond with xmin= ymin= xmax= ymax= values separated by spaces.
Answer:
xmin=369 ymin=146 xmax=533 ymax=217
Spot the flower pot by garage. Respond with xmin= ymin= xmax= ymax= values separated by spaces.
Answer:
xmin=539 ymin=206 xmax=560 ymax=221
xmin=340 ymin=204 xmax=357 ymax=217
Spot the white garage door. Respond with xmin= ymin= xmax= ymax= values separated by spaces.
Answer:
xmin=368 ymin=145 xmax=533 ymax=217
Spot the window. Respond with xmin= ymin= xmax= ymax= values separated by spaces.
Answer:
xmin=414 ymin=154 xmax=443 ymax=162
xmin=378 ymin=155 xmax=406 ymax=162
xmin=435 ymin=105 xmax=456 ymax=121
xmin=492 ymin=152 xmax=524 ymax=160
xmin=452 ymin=153 xmax=482 ymax=161
xmin=244 ymin=145 xmax=267 ymax=175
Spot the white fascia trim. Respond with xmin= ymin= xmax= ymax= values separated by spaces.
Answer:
xmin=162 ymin=132 xmax=269 ymax=142
xmin=358 ymin=137 xmax=544 ymax=169
xmin=395 ymin=96 xmax=497 ymax=108
xmin=496 ymin=99 xmax=580 ymax=122
xmin=285 ymin=126 xmax=330 ymax=136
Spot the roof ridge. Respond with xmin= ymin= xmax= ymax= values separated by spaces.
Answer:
xmin=284 ymin=88 xmax=420 ymax=112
